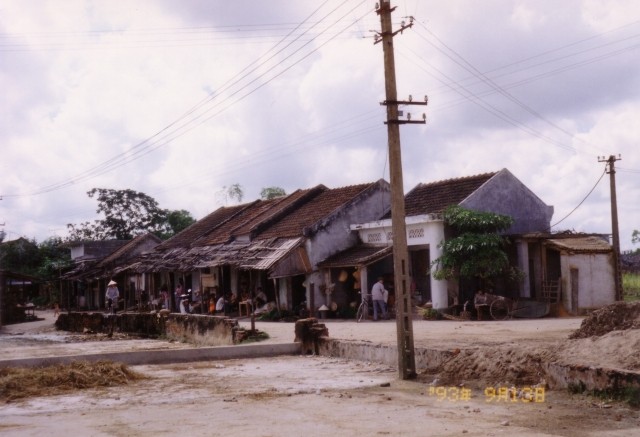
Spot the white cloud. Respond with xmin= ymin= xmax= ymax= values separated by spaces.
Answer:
xmin=0 ymin=0 xmax=638 ymax=251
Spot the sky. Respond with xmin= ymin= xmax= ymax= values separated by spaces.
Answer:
xmin=1 ymin=0 xmax=638 ymax=251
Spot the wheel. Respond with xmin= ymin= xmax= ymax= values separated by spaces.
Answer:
xmin=490 ymin=299 xmax=509 ymax=320
xmin=356 ymin=303 xmax=366 ymax=322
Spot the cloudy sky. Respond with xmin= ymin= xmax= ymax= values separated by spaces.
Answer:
xmin=1 ymin=0 xmax=638 ymax=250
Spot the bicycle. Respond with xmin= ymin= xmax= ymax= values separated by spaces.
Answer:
xmin=356 ymin=292 xmax=372 ymax=322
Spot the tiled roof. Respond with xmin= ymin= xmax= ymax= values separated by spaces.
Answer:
xmin=156 ymin=203 xmax=249 ymax=250
xmin=194 ymin=187 xmax=323 ymax=246
xmin=98 ymin=233 xmax=161 ymax=267
xmin=317 ymin=244 xmax=393 ymax=268
xmin=545 ymin=236 xmax=612 ymax=254
xmin=121 ymin=181 xmax=384 ymax=274
xmin=399 ymin=172 xmax=496 ymax=217
xmin=256 ymin=182 xmax=378 ymax=239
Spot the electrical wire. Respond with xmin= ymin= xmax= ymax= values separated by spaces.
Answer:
xmin=1 ymin=1 xmax=371 ymax=199
xmin=549 ymin=167 xmax=607 ymax=230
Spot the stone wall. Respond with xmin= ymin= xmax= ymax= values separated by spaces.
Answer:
xmin=55 ymin=312 xmax=240 ymax=346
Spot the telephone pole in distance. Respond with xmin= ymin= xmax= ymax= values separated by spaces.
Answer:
xmin=598 ymin=154 xmax=623 ymax=301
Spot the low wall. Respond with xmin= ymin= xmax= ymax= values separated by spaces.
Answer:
xmin=55 ymin=312 xmax=240 ymax=346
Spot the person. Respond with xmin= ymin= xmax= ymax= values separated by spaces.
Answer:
xmin=105 ymin=280 xmax=120 ymax=314
xmin=208 ymin=297 xmax=216 ymax=315
xmin=174 ymin=282 xmax=184 ymax=312
xmin=474 ymin=289 xmax=489 ymax=320
xmin=160 ymin=286 xmax=170 ymax=310
xmin=179 ymin=292 xmax=190 ymax=314
xmin=227 ymin=292 xmax=238 ymax=313
xmin=191 ymin=289 xmax=203 ymax=313
xmin=215 ymin=294 xmax=225 ymax=314
xmin=255 ymin=287 xmax=267 ymax=307
xmin=371 ymin=277 xmax=388 ymax=321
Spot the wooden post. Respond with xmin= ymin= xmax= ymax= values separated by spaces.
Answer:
xmin=377 ymin=0 xmax=416 ymax=380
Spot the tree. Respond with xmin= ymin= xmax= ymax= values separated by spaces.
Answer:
xmin=260 ymin=186 xmax=286 ymax=200
xmin=431 ymin=206 xmax=519 ymax=286
xmin=227 ymin=183 xmax=244 ymax=203
xmin=633 ymin=230 xmax=639 ymax=245
xmin=159 ymin=209 xmax=196 ymax=240
xmin=216 ymin=183 xmax=244 ymax=205
xmin=66 ymin=188 xmax=170 ymax=241
xmin=0 ymin=237 xmax=41 ymax=275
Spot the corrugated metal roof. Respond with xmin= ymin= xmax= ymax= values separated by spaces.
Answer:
xmin=238 ymin=237 xmax=304 ymax=270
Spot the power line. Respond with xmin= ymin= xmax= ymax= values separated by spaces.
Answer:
xmin=549 ymin=167 xmax=606 ymax=230
xmin=1 ymin=1 xmax=371 ymax=199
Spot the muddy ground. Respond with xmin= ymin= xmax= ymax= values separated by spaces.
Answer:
xmin=1 ymin=308 xmax=640 ymax=436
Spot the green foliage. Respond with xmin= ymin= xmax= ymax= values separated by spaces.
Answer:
xmin=431 ymin=205 xmax=519 ymax=283
xmin=0 ymin=237 xmax=41 ymax=275
xmin=35 ymin=237 xmax=72 ymax=279
xmin=623 ymin=273 xmax=640 ymax=302
xmin=0 ymin=237 xmax=70 ymax=288
xmin=66 ymin=188 xmax=194 ymax=241
xmin=260 ymin=186 xmax=286 ymax=200
xmin=158 ymin=209 xmax=196 ymax=240
xmin=419 ymin=307 xmax=441 ymax=320
xmin=443 ymin=205 xmax=514 ymax=233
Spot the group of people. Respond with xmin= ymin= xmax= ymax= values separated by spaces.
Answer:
xmin=105 ymin=276 xmax=394 ymax=322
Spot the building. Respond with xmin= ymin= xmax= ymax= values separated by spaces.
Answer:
xmin=320 ymin=169 xmax=565 ymax=311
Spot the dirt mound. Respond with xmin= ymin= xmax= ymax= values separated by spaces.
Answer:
xmin=422 ymin=346 xmax=557 ymax=388
xmin=569 ymin=301 xmax=640 ymax=339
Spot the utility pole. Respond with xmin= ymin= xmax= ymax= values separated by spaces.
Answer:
xmin=376 ymin=0 xmax=427 ymax=380
xmin=598 ymin=154 xmax=623 ymax=301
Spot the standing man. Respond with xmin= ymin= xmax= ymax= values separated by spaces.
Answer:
xmin=105 ymin=280 xmax=120 ymax=314
xmin=174 ymin=281 xmax=184 ymax=312
xmin=371 ymin=276 xmax=388 ymax=321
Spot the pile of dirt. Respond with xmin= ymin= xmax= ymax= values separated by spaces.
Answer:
xmin=569 ymin=301 xmax=640 ymax=339
xmin=422 ymin=345 xmax=558 ymax=388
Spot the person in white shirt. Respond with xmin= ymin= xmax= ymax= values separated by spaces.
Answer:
xmin=371 ymin=277 xmax=388 ymax=321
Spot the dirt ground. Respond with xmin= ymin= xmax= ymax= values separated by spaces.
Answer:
xmin=1 ymin=309 xmax=640 ymax=437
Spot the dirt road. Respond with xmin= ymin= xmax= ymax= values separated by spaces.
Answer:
xmin=1 ymin=310 xmax=639 ymax=436
xmin=2 ymin=356 xmax=639 ymax=437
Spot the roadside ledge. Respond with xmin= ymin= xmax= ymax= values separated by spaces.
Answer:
xmin=0 ymin=342 xmax=301 ymax=368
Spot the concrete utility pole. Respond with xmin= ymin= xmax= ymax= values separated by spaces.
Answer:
xmin=598 ymin=154 xmax=623 ymax=301
xmin=376 ymin=0 xmax=427 ymax=380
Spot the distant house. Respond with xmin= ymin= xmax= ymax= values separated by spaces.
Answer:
xmin=115 ymin=180 xmax=391 ymax=313
xmin=321 ymin=169 xmax=558 ymax=310
xmin=523 ymin=233 xmax=615 ymax=315
xmin=63 ymin=234 xmax=161 ymax=310
xmin=0 ymin=270 xmax=42 ymax=325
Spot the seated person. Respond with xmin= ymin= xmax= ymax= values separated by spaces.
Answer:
xmin=190 ymin=289 xmax=204 ymax=313
xmin=474 ymin=290 xmax=488 ymax=306
xmin=208 ymin=297 xmax=216 ymax=315
xmin=474 ymin=290 xmax=489 ymax=320
xmin=255 ymin=287 xmax=267 ymax=307
xmin=179 ymin=294 xmax=191 ymax=314
xmin=215 ymin=294 xmax=225 ymax=314
xmin=225 ymin=292 xmax=237 ymax=313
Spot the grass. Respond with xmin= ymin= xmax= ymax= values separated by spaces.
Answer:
xmin=623 ymin=272 xmax=640 ymax=302
xmin=0 ymin=361 xmax=146 ymax=402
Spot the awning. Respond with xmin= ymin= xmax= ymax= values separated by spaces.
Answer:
xmin=317 ymin=245 xmax=393 ymax=268
xmin=544 ymin=236 xmax=612 ymax=254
